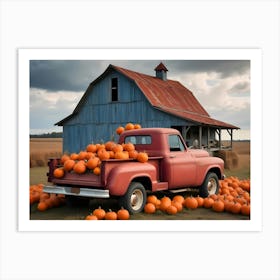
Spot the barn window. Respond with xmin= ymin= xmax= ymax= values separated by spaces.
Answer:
xmin=111 ymin=78 xmax=118 ymax=101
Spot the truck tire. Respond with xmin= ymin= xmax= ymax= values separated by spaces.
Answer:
xmin=199 ymin=172 xmax=219 ymax=198
xmin=119 ymin=182 xmax=147 ymax=214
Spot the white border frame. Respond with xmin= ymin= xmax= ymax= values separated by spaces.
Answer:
xmin=19 ymin=48 xmax=262 ymax=232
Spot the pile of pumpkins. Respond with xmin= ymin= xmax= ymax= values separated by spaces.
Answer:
xmin=30 ymin=183 xmax=66 ymax=211
xmin=53 ymin=123 xmax=148 ymax=178
xmin=143 ymin=176 xmax=250 ymax=216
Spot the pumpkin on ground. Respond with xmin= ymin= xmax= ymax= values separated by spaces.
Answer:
xmin=203 ymin=197 xmax=215 ymax=209
xmin=104 ymin=209 xmax=118 ymax=220
xmin=166 ymin=205 xmax=178 ymax=215
xmin=37 ymin=201 xmax=48 ymax=211
xmin=184 ymin=196 xmax=198 ymax=210
xmin=147 ymin=195 xmax=158 ymax=205
xmin=159 ymin=196 xmax=172 ymax=212
xmin=93 ymin=206 xmax=106 ymax=220
xmin=212 ymin=200 xmax=225 ymax=212
xmin=117 ymin=208 xmax=130 ymax=220
xmin=85 ymin=214 xmax=98 ymax=220
xmin=144 ymin=203 xmax=156 ymax=214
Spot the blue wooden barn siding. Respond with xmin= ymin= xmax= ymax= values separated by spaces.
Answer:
xmin=61 ymin=70 xmax=191 ymax=153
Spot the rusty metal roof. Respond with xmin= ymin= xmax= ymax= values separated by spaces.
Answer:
xmin=112 ymin=65 xmax=238 ymax=129
xmin=56 ymin=64 xmax=238 ymax=129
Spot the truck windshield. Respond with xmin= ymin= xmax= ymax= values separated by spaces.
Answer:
xmin=125 ymin=135 xmax=152 ymax=145
xmin=168 ymin=135 xmax=186 ymax=151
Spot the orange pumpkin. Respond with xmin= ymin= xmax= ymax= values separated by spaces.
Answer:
xmin=93 ymin=166 xmax=101 ymax=175
xmin=73 ymin=162 xmax=86 ymax=174
xmin=195 ymin=196 xmax=204 ymax=207
xmin=212 ymin=200 xmax=225 ymax=212
xmin=63 ymin=159 xmax=75 ymax=172
xmin=137 ymin=152 xmax=148 ymax=163
xmin=70 ymin=153 xmax=79 ymax=160
xmin=144 ymin=203 xmax=156 ymax=214
xmin=37 ymin=201 xmax=48 ymax=211
xmin=172 ymin=195 xmax=185 ymax=205
xmin=53 ymin=168 xmax=64 ymax=178
xmin=93 ymin=206 xmax=106 ymax=220
xmin=116 ymin=126 xmax=125 ymax=135
xmin=117 ymin=208 xmax=130 ymax=220
xmin=160 ymin=196 xmax=172 ymax=212
xmin=85 ymin=214 xmax=98 ymax=220
xmin=184 ymin=196 xmax=198 ymax=210
xmin=134 ymin=124 xmax=142 ymax=129
xmin=240 ymin=203 xmax=250 ymax=216
xmin=78 ymin=151 xmax=88 ymax=160
xmin=203 ymin=197 xmax=214 ymax=209
xmin=105 ymin=141 xmax=116 ymax=151
xmin=147 ymin=195 xmax=158 ymax=205
xmin=123 ymin=142 xmax=135 ymax=152
xmin=86 ymin=144 xmax=97 ymax=153
xmin=104 ymin=209 xmax=118 ymax=220
xmin=230 ymin=202 xmax=242 ymax=214
xmin=125 ymin=123 xmax=135 ymax=130
xmin=87 ymin=157 xmax=100 ymax=170
xmin=97 ymin=149 xmax=110 ymax=161
xmin=60 ymin=154 xmax=70 ymax=164
xmin=171 ymin=201 xmax=183 ymax=212
xmin=166 ymin=205 xmax=178 ymax=215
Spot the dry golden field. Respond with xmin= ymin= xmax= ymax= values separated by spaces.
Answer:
xmin=30 ymin=138 xmax=62 ymax=167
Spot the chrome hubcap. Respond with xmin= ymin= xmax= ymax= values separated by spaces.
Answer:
xmin=207 ymin=178 xmax=217 ymax=194
xmin=130 ymin=189 xmax=143 ymax=210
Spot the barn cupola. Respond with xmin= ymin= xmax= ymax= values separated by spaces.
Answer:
xmin=154 ymin=62 xmax=168 ymax=81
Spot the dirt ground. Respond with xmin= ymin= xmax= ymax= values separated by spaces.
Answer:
xmin=29 ymin=139 xmax=250 ymax=221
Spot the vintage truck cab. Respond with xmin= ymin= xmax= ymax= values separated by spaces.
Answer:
xmin=44 ymin=128 xmax=225 ymax=213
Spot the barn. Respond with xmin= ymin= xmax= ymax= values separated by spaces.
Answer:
xmin=55 ymin=63 xmax=239 ymax=153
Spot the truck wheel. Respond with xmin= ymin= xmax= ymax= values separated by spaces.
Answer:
xmin=199 ymin=172 xmax=219 ymax=198
xmin=119 ymin=182 xmax=147 ymax=214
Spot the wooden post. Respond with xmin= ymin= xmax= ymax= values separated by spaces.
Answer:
xmin=226 ymin=129 xmax=233 ymax=150
xmin=207 ymin=126 xmax=210 ymax=149
xmin=218 ymin=128 xmax=221 ymax=149
xmin=199 ymin=126 xmax=202 ymax=149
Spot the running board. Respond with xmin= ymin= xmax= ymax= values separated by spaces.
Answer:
xmin=169 ymin=187 xmax=198 ymax=193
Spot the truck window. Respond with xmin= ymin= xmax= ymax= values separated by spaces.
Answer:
xmin=168 ymin=135 xmax=185 ymax=151
xmin=125 ymin=135 xmax=152 ymax=145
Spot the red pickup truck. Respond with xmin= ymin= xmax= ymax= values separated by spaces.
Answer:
xmin=44 ymin=128 xmax=224 ymax=213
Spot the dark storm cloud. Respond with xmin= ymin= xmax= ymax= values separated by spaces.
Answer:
xmin=30 ymin=60 xmax=250 ymax=92
xmin=30 ymin=60 xmax=104 ymax=92
xmin=165 ymin=60 xmax=250 ymax=78
xmin=30 ymin=60 xmax=161 ymax=92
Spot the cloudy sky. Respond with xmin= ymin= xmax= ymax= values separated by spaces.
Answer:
xmin=30 ymin=60 xmax=250 ymax=138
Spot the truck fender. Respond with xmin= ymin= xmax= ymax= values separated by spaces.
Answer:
xmin=106 ymin=162 xmax=157 ymax=196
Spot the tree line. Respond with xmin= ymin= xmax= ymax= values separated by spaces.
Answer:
xmin=30 ymin=132 xmax=63 ymax=138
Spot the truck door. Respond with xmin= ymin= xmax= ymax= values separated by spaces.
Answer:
xmin=164 ymin=134 xmax=197 ymax=188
